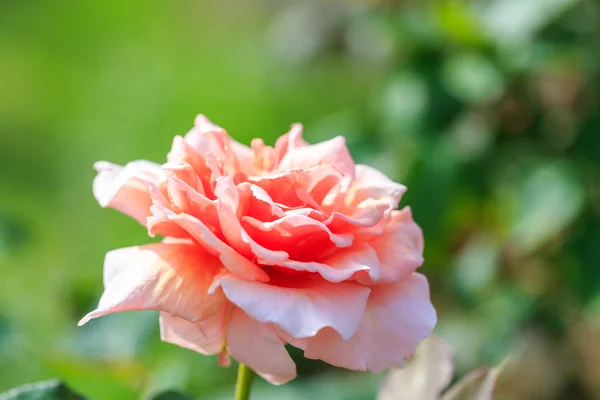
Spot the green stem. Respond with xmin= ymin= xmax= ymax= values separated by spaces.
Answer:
xmin=234 ymin=363 xmax=255 ymax=400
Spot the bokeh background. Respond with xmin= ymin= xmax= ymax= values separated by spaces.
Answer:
xmin=2 ymin=0 xmax=600 ymax=399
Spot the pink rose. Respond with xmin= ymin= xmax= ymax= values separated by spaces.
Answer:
xmin=80 ymin=115 xmax=436 ymax=384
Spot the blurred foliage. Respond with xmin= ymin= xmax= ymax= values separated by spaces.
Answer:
xmin=1 ymin=0 xmax=600 ymax=399
xmin=0 ymin=380 xmax=85 ymax=400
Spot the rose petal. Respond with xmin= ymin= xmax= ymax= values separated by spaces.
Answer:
xmin=214 ymin=178 xmax=289 ymax=264
xmin=348 ymin=165 xmax=406 ymax=205
xmin=217 ymin=274 xmax=371 ymax=340
xmin=274 ymin=123 xmax=307 ymax=163
xmin=79 ymin=242 xmax=225 ymax=325
xmin=227 ymin=308 xmax=297 ymax=385
xmin=324 ymin=205 xmax=390 ymax=231
xmin=247 ymin=184 xmax=285 ymax=220
xmin=265 ymin=242 xmax=378 ymax=283
xmin=324 ymin=165 xmax=407 ymax=231
xmin=185 ymin=115 xmax=228 ymax=157
xmin=149 ymin=205 xmax=269 ymax=282
xmin=278 ymin=136 xmax=355 ymax=180
xmin=229 ymin=138 xmax=254 ymax=175
xmin=160 ymin=164 xmax=221 ymax=235
xmin=247 ymin=169 xmax=318 ymax=209
xmin=93 ymin=160 xmax=163 ymax=225
xmin=162 ymin=162 xmax=204 ymax=195
xmin=360 ymin=207 xmax=424 ymax=283
xmin=167 ymin=137 xmax=214 ymax=197
xmin=290 ymin=273 xmax=436 ymax=373
xmin=251 ymin=138 xmax=277 ymax=172
xmin=186 ymin=115 xmax=249 ymax=176
xmin=243 ymin=214 xmax=354 ymax=249
xmin=160 ymin=308 xmax=228 ymax=357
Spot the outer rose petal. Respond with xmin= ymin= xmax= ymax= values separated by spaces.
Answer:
xmin=93 ymin=160 xmax=163 ymax=225
xmin=217 ymin=274 xmax=371 ymax=340
xmin=347 ymin=164 xmax=406 ymax=207
xmin=227 ymin=308 xmax=297 ymax=385
xmin=361 ymin=207 xmax=424 ymax=284
xmin=79 ymin=243 xmax=225 ymax=325
xmin=160 ymin=309 xmax=227 ymax=357
xmin=290 ymin=273 xmax=436 ymax=373
xmin=324 ymin=165 xmax=407 ymax=231
xmin=278 ymin=136 xmax=355 ymax=180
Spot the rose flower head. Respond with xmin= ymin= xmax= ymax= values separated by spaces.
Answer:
xmin=80 ymin=115 xmax=437 ymax=384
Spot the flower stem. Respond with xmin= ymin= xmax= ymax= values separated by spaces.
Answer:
xmin=234 ymin=363 xmax=255 ymax=400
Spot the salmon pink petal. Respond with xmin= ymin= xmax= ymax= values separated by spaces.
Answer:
xmin=227 ymin=308 xmax=296 ymax=385
xmin=278 ymin=136 xmax=355 ymax=179
xmin=248 ymin=165 xmax=340 ymax=197
xmin=162 ymin=162 xmax=204 ymax=195
xmin=282 ymin=207 xmax=326 ymax=221
xmin=325 ymin=165 xmax=406 ymax=232
xmin=347 ymin=165 xmax=407 ymax=207
xmin=184 ymin=115 xmax=228 ymax=155
xmin=149 ymin=205 xmax=269 ymax=282
xmin=363 ymin=207 xmax=424 ymax=283
xmin=166 ymin=176 xmax=219 ymax=231
xmin=184 ymin=115 xmax=248 ymax=176
xmin=324 ymin=206 xmax=390 ymax=231
xmin=79 ymin=243 xmax=226 ymax=326
xmin=160 ymin=309 xmax=227 ymax=357
xmin=269 ymin=242 xmax=379 ymax=283
xmin=147 ymin=204 xmax=197 ymax=239
xmin=160 ymin=165 xmax=221 ymax=234
xmin=246 ymin=170 xmax=317 ymax=209
xmin=247 ymin=184 xmax=285 ymax=220
xmin=214 ymin=178 xmax=289 ymax=264
xmin=243 ymin=214 xmax=354 ymax=249
xmin=316 ymin=242 xmax=381 ymax=282
xmin=217 ymin=274 xmax=370 ymax=340
xmin=290 ymin=273 xmax=436 ymax=373
xmin=229 ymin=138 xmax=254 ymax=174
xmin=274 ymin=123 xmax=307 ymax=162
xmin=93 ymin=160 xmax=163 ymax=225
xmin=167 ymin=137 xmax=214 ymax=196
xmin=251 ymin=138 xmax=277 ymax=172
xmin=319 ymin=175 xmax=354 ymax=216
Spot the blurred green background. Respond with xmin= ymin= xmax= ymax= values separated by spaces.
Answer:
xmin=2 ymin=0 xmax=600 ymax=399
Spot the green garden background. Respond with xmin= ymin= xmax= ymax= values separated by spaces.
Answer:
xmin=1 ymin=0 xmax=600 ymax=398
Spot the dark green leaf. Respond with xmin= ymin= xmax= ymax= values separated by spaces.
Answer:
xmin=149 ymin=390 xmax=194 ymax=400
xmin=0 ymin=380 xmax=85 ymax=400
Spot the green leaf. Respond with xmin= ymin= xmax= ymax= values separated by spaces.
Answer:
xmin=148 ymin=390 xmax=194 ymax=400
xmin=0 ymin=380 xmax=86 ymax=400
